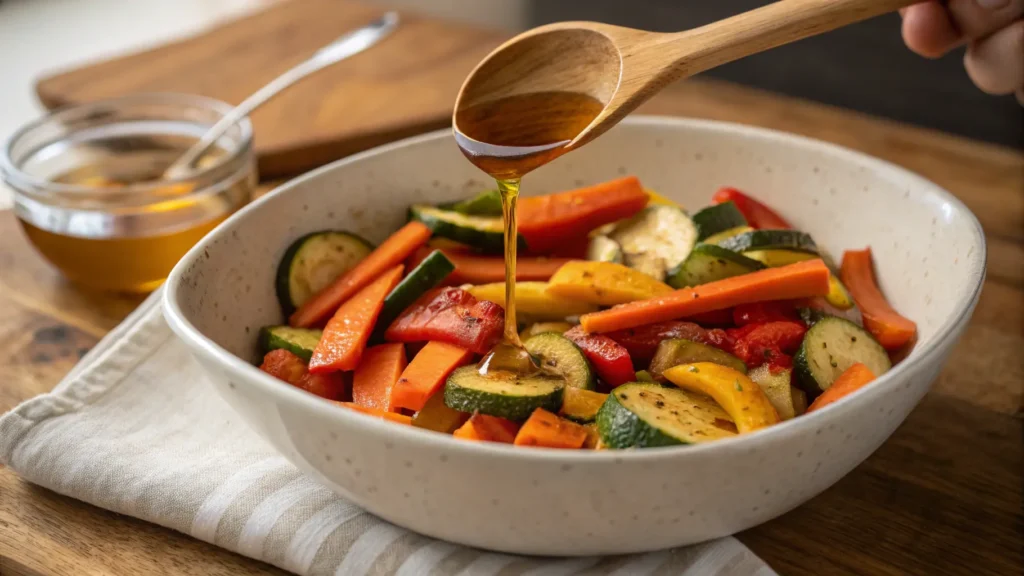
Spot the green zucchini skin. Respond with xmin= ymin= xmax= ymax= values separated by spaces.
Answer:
xmin=409 ymin=205 xmax=525 ymax=254
xmin=259 ymin=326 xmax=322 ymax=362
xmin=275 ymin=231 xmax=374 ymax=316
xmin=793 ymin=316 xmax=891 ymax=399
xmin=438 ymin=190 xmax=503 ymax=216
xmin=649 ymin=338 xmax=747 ymax=378
xmin=717 ymin=230 xmax=818 ymax=254
xmin=667 ymin=244 xmax=766 ymax=288
xmin=692 ymin=201 xmax=748 ymax=241
xmin=596 ymin=383 xmax=737 ymax=448
xmin=372 ymin=250 xmax=454 ymax=342
xmin=524 ymin=333 xmax=596 ymax=391
xmin=443 ymin=366 xmax=564 ymax=421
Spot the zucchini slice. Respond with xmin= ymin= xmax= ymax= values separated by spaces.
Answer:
xmin=692 ymin=202 xmax=748 ymax=241
xmin=793 ymin=317 xmax=891 ymax=399
xmin=559 ymin=387 xmax=609 ymax=423
xmin=438 ymin=189 xmax=502 ymax=216
xmin=717 ymin=230 xmax=818 ymax=254
xmin=373 ymin=249 xmax=455 ymax=341
xmin=748 ymin=365 xmax=806 ymax=420
xmin=275 ymin=231 xmax=374 ymax=315
xmin=703 ymin=225 xmax=754 ymax=246
xmin=667 ymin=244 xmax=766 ymax=288
xmin=443 ymin=366 xmax=564 ymax=421
xmin=649 ymin=338 xmax=747 ymax=378
xmin=610 ymin=205 xmax=698 ymax=281
xmin=259 ymin=326 xmax=322 ymax=362
xmin=586 ymin=235 xmax=623 ymax=264
xmin=409 ymin=205 xmax=523 ymax=254
xmin=524 ymin=333 xmax=595 ymax=390
xmin=596 ymin=383 xmax=737 ymax=448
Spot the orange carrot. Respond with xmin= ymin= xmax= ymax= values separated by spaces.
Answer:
xmin=517 ymin=176 xmax=648 ymax=253
xmin=580 ymin=259 xmax=831 ymax=333
xmin=337 ymin=402 xmax=413 ymax=425
xmin=806 ymin=363 xmax=876 ymax=413
xmin=840 ymin=248 xmax=917 ymax=350
xmin=453 ymin=413 xmax=520 ymax=443
xmin=351 ymin=343 xmax=407 ymax=411
xmin=290 ymin=222 xmax=431 ymax=328
xmin=309 ymin=265 xmax=404 ymax=373
xmin=409 ymin=247 xmax=572 ymax=285
xmin=513 ymin=409 xmax=589 ymax=449
xmin=389 ymin=341 xmax=473 ymax=412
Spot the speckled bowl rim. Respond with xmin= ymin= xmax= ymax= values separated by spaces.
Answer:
xmin=164 ymin=115 xmax=986 ymax=464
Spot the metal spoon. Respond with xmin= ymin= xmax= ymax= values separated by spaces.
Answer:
xmin=162 ymin=11 xmax=399 ymax=180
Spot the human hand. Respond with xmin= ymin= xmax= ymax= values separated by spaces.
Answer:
xmin=901 ymin=0 xmax=1023 ymax=104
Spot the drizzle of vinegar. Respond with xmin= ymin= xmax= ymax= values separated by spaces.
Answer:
xmin=454 ymin=91 xmax=605 ymax=375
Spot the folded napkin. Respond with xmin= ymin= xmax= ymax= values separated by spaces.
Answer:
xmin=0 ymin=289 xmax=776 ymax=576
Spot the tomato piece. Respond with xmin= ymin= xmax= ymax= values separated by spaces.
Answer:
xmin=604 ymin=321 xmax=710 ymax=362
xmin=384 ymin=287 xmax=503 ymax=355
xmin=712 ymin=187 xmax=791 ymax=229
xmin=564 ymin=326 xmax=635 ymax=387
xmin=726 ymin=321 xmax=806 ymax=372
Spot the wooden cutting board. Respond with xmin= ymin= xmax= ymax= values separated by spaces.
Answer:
xmin=35 ymin=0 xmax=508 ymax=179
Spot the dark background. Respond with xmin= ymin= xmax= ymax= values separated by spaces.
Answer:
xmin=529 ymin=1 xmax=1022 ymax=148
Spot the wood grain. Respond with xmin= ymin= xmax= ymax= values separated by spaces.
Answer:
xmin=2 ymin=78 xmax=1022 ymax=575
xmin=34 ymin=0 xmax=506 ymax=179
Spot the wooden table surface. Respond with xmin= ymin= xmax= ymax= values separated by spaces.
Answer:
xmin=1 ymin=79 xmax=1021 ymax=576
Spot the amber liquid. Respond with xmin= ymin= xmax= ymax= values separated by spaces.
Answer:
xmin=455 ymin=91 xmax=605 ymax=373
xmin=20 ymin=148 xmax=239 ymax=293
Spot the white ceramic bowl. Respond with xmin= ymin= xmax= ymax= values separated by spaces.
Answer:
xmin=164 ymin=117 xmax=985 ymax=556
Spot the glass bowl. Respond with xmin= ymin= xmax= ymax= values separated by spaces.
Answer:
xmin=1 ymin=93 xmax=256 ymax=293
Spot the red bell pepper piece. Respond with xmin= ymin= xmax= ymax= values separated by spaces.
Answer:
xmin=732 ymin=301 xmax=799 ymax=326
xmin=711 ymin=187 xmax=791 ymax=229
xmin=604 ymin=321 xmax=711 ymax=362
xmin=726 ymin=321 xmax=807 ymax=373
xmin=259 ymin=349 xmax=347 ymax=400
xmin=384 ymin=287 xmax=503 ymax=355
xmin=564 ymin=326 xmax=635 ymax=388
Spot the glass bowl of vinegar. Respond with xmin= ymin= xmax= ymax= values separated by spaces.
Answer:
xmin=1 ymin=93 xmax=256 ymax=293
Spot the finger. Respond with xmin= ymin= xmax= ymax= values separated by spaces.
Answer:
xmin=964 ymin=20 xmax=1024 ymax=94
xmin=947 ymin=0 xmax=1024 ymax=40
xmin=902 ymin=2 xmax=963 ymax=58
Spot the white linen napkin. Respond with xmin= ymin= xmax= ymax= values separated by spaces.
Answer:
xmin=0 ymin=288 xmax=776 ymax=576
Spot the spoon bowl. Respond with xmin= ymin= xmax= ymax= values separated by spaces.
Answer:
xmin=453 ymin=0 xmax=915 ymax=164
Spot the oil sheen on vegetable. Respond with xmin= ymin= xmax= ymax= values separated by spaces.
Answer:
xmin=455 ymin=91 xmax=605 ymax=376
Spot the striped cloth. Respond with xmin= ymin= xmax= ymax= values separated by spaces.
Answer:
xmin=0 ymin=289 xmax=776 ymax=576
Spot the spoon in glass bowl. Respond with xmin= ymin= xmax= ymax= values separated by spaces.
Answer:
xmin=162 ymin=11 xmax=399 ymax=181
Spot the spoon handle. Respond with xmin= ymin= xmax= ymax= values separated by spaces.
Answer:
xmin=165 ymin=12 xmax=399 ymax=178
xmin=662 ymin=0 xmax=917 ymax=79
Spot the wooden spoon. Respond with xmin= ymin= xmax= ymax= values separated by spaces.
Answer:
xmin=453 ymin=0 xmax=915 ymax=166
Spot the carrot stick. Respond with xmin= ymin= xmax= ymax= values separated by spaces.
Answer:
xmin=336 ymin=402 xmax=413 ymax=425
xmin=840 ymin=248 xmax=917 ymax=350
xmin=580 ymin=259 xmax=831 ymax=334
xmin=453 ymin=413 xmax=520 ymax=443
xmin=290 ymin=222 xmax=431 ymax=328
xmin=389 ymin=341 xmax=473 ymax=412
xmin=351 ymin=343 xmax=407 ymax=411
xmin=806 ymin=363 xmax=876 ymax=413
xmin=409 ymin=247 xmax=572 ymax=285
xmin=308 ymin=265 xmax=404 ymax=373
xmin=517 ymin=176 xmax=648 ymax=253
xmin=513 ymin=409 xmax=589 ymax=449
